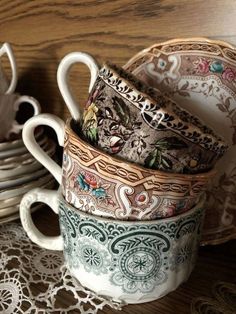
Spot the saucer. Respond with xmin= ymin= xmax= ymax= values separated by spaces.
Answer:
xmin=0 ymin=173 xmax=55 ymax=201
xmin=124 ymin=37 xmax=236 ymax=244
xmin=0 ymin=177 xmax=56 ymax=223
xmin=0 ymin=133 xmax=48 ymax=159
xmin=0 ymin=140 xmax=56 ymax=180
xmin=0 ymin=127 xmax=43 ymax=151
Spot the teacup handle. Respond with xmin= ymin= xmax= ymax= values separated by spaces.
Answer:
xmin=0 ymin=43 xmax=17 ymax=94
xmin=23 ymin=113 xmax=65 ymax=184
xmin=8 ymin=95 xmax=41 ymax=136
xmin=57 ymin=52 xmax=99 ymax=121
xmin=20 ymin=188 xmax=63 ymax=250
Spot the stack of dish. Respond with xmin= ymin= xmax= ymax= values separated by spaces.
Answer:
xmin=0 ymin=127 xmax=56 ymax=224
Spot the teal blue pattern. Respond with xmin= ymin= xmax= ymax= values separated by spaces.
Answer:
xmin=59 ymin=202 xmax=204 ymax=294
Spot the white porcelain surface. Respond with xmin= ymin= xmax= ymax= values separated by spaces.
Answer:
xmin=0 ymin=140 xmax=56 ymax=180
xmin=0 ymin=194 xmax=22 ymax=209
xmin=0 ymin=127 xmax=43 ymax=152
xmin=23 ymin=114 xmax=65 ymax=184
xmin=57 ymin=52 xmax=99 ymax=121
xmin=0 ymin=42 xmax=17 ymax=94
xmin=0 ymin=173 xmax=54 ymax=200
xmin=0 ymin=133 xmax=47 ymax=160
xmin=0 ymin=168 xmax=49 ymax=189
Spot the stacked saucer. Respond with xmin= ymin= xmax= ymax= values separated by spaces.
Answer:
xmin=0 ymin=128 xmax=56 ymax=224
xmin=0 ymin=42 xmax=57 ymax=223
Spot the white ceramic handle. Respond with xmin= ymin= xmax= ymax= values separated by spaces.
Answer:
xmin=0 ymin=43 xmax=17 ymax=94
xmin=23 ymin=113 xmax=65 ymax=184
xmin=20 ymin=188 xmax=63 ymax=250
xmin=57 ymin=51 xmax=99 ymax=121
xmin=10 ymin=95 xmax=41 ymax=134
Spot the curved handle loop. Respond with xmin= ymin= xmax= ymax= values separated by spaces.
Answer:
xmin=22 ymin=113 xmax=65 ymax=184
xmin=0 ymin=43 xmax=17 ymax=94
xmin=10 ymin=95 xmax=41 ymax=134
xmin=57 ymin=51 xmax=99 ymax=121
xmin=20 ymin=188 xmax=63 ymax=250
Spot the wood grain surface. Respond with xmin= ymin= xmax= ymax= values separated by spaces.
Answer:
xmin=1 ymin=0 xmax=236 ymax=120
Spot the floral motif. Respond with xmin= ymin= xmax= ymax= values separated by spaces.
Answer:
xmin=222 ymin=67 xmax=236 ymax=81
xmin=169 ymin=235 xmax=197 ymax=271
xmin=77 ymin=239 xmax=111 ymax=275
xmin=194 ymin=58 xmax=210 ymax=73
xmin=82 ymin=102 xmax=99 ymax=144
xmin=194 ymin=57 xmax=236 ymax=83
xmin=74 ymin=170 xmax=114 ymax=205
xmin=82 ymin=83 xmax=105 ymax=144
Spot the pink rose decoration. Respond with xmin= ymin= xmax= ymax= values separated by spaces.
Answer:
xmin=84 ymin=173 xmax=98 ymax=188
xmin=195 ymin=58 xmax=210 ymax=73
xmin=222 ymin=68 xmax=236 ymax=82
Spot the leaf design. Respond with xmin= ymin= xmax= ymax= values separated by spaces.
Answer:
xmin=119 ymin=238 xmax=142 ymax=252
xmin=177 ymin=90 xmax=190 ymax=97
xmin=224 ymin=97 xmax=232 ymax=110
xmin=155 ymin=137 xmax=188 ymax=150
xmin=145 ymin=136 xmax=187 ymax=170
xmin=112 ymin=96 xmax=131 ymax=126
xmin=144 ymin=149 xmax=173 ymax=170
xmin=86 ymin=127 xmax=98 ymax=144
xmin=84 ymin=228 xmax=101 ymax=239
xmin=216 ymin=103 xmax=227 ymax=112
xmin=180 ymin=81 xmax=189 ymax=90
xmin=161 ymin=156 xmax=173 ymax=169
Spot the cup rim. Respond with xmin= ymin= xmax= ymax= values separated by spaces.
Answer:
xmin=59 ymin=187 xmax=206 ymax=225
xmin=67 ymin=118 xmax=217 ymax=181
xmin=124 ymin=37 xmax=236 ymax=68
xmin=98 ymin=62 xmax=228 ymax=152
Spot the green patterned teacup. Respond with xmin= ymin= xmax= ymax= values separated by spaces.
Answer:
xmin=20 ymin=188 xmax=205 ymax=304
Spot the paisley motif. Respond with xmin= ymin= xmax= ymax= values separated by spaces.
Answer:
xmin=58 ymin=198 xmax=204 ymax=295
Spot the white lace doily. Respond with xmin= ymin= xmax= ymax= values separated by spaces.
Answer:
xmin=0 ymin=222 xmax=123 ymax=313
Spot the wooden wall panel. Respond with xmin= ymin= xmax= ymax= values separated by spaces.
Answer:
xmin=1 ymin=0 xmax=236 ymax=120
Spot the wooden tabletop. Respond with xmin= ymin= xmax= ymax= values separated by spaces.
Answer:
xmin=31 ymin=205 xmax=236 ymax=314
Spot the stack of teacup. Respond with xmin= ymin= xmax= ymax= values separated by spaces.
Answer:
xmin=0 ymin=43 xmax=56 ymax=223
xmin=20 ymin=49 xmax=228 ymax=304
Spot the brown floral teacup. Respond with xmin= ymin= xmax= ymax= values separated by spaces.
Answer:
xmin=23 ymin=115 xmax=216 ymax=220
xmin=57 ymin=52 xmax=228 ymax=174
